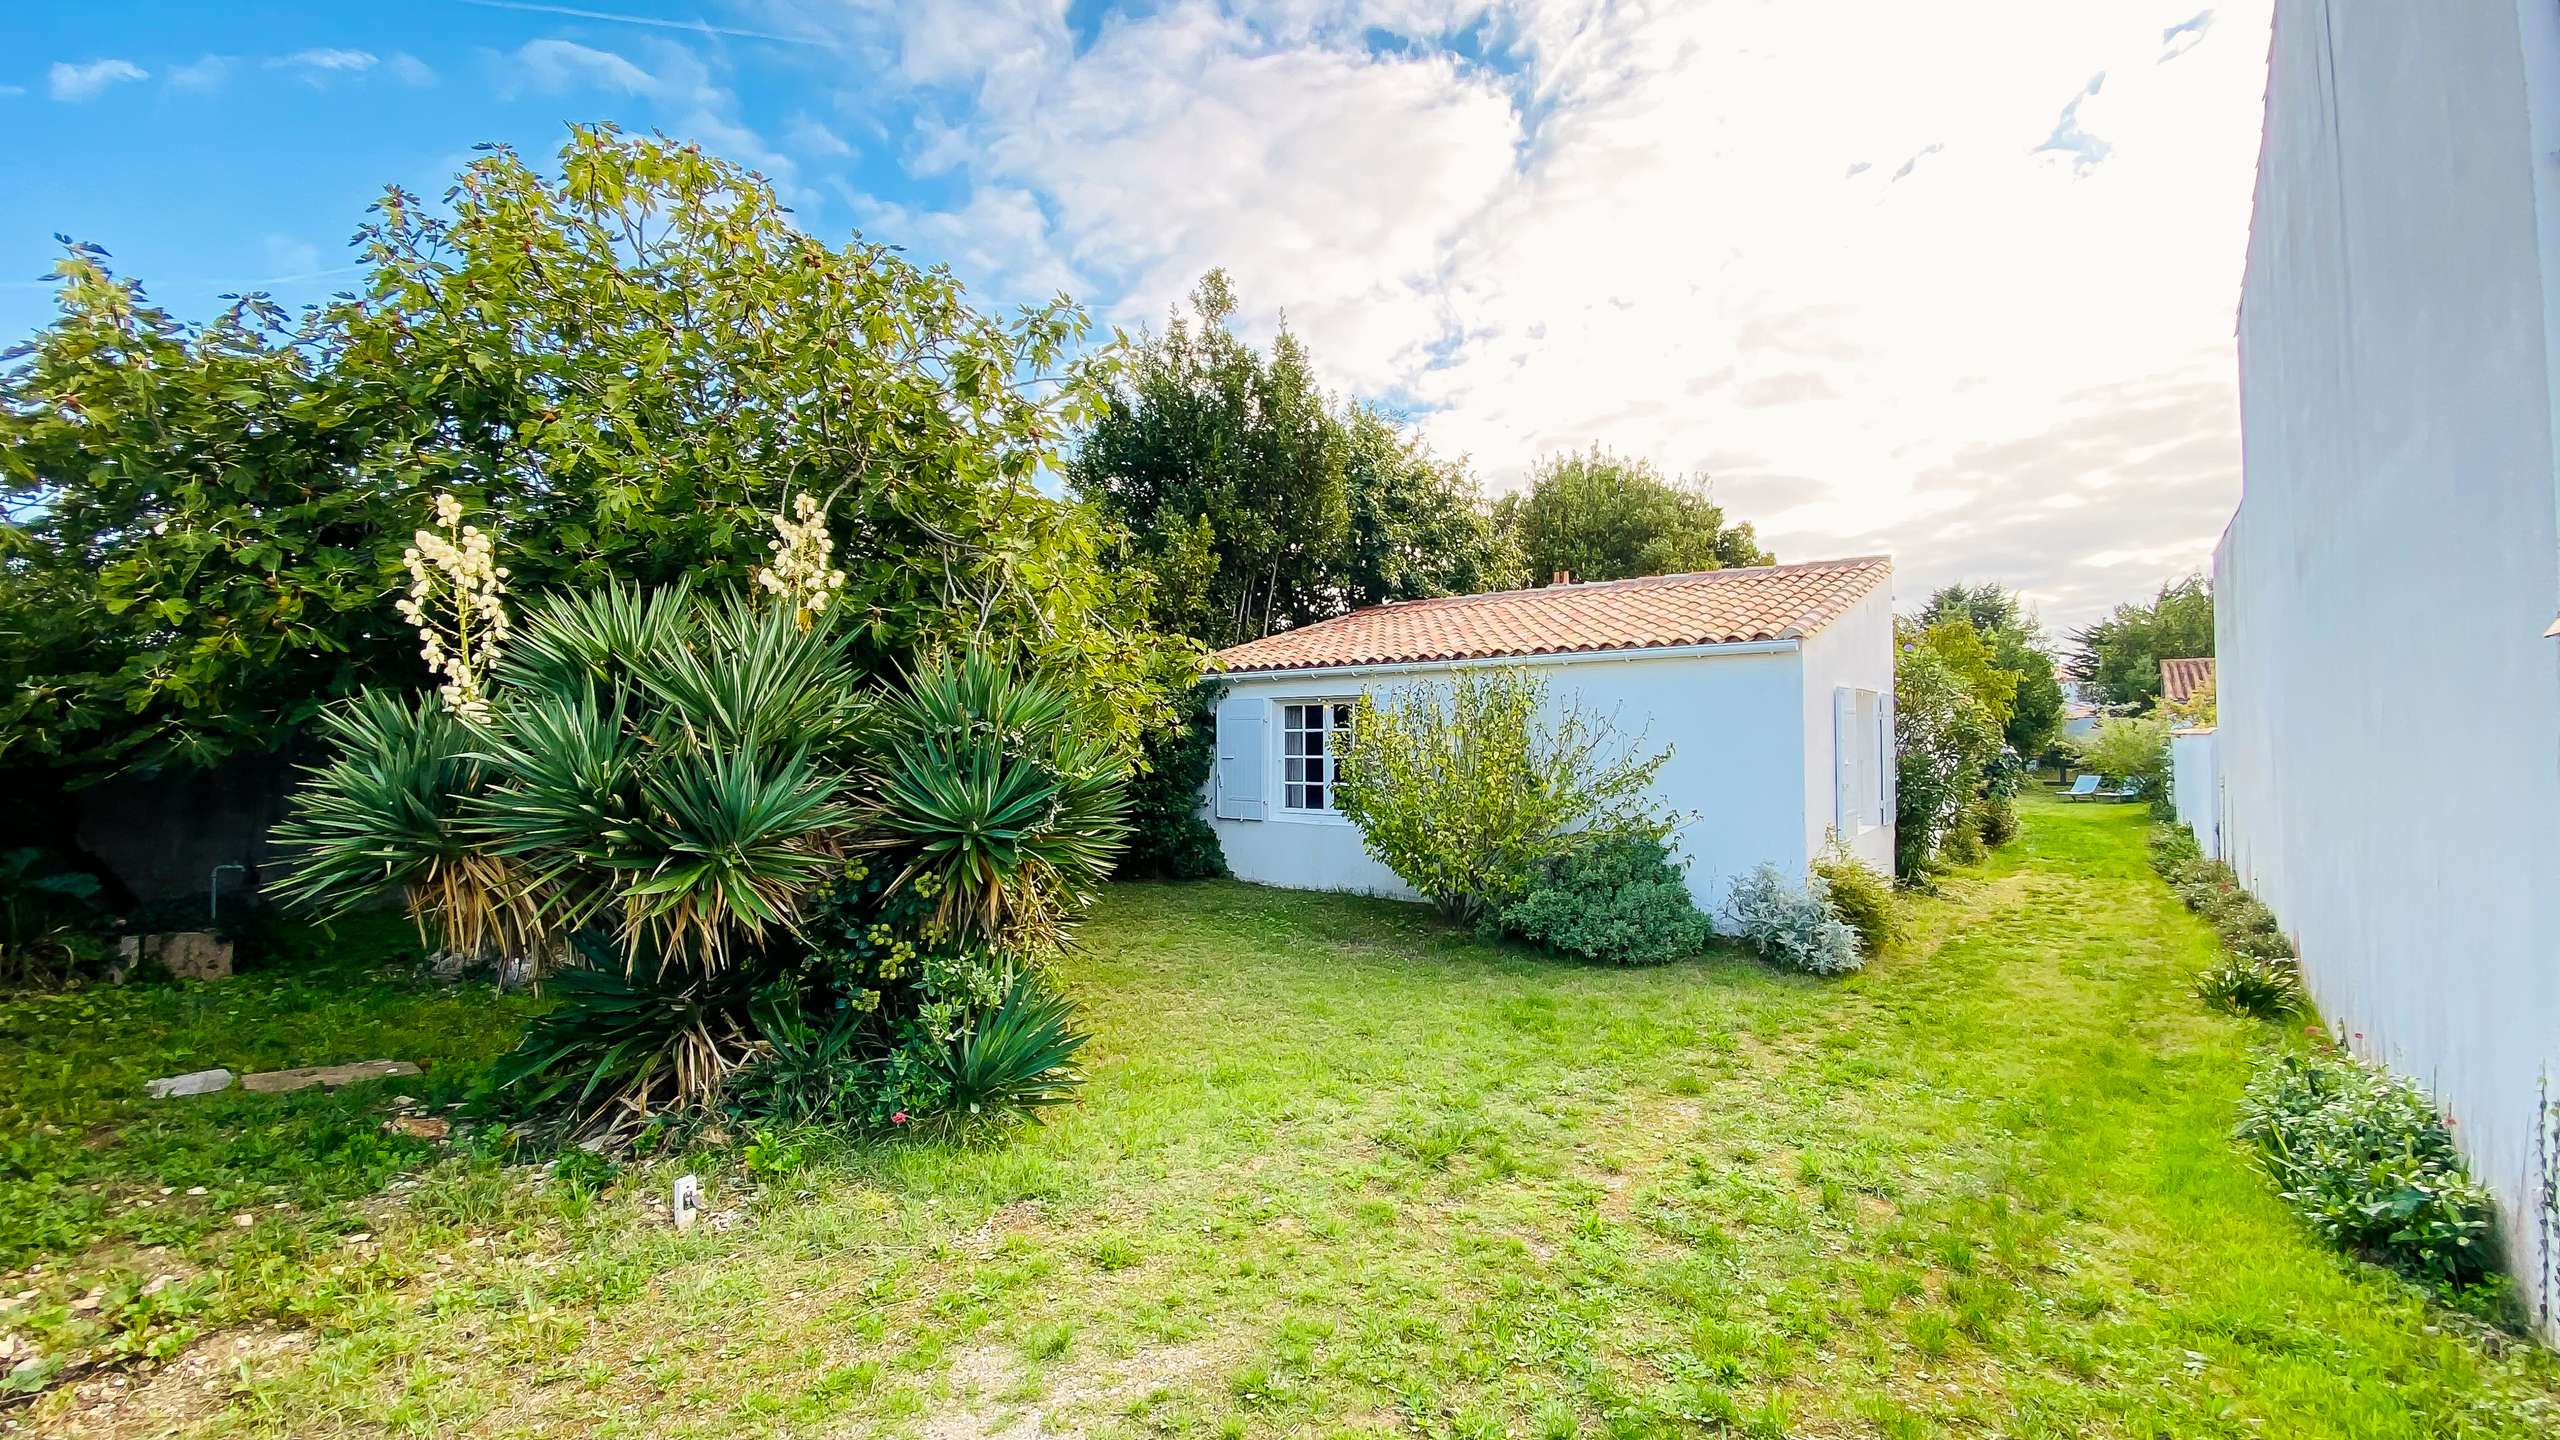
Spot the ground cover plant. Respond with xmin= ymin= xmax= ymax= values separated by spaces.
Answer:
xmin=10 ymin=795 xmax=2556 ymax=1437
xmin=2236 ymin=1045 xmax=2500 ymax=1296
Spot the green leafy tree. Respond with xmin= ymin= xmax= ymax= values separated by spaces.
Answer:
xmin=1914 ymin=582 xmax=2065 ymax=761
xmin=1071 ymin=272 xmax=1514 ymax=646
xmin=2069 ymin=574 xmax=2214 ymax=708
xmin=1893 ymin=644 xmax=2001 ymax=878
xmin=0 ymin=252 xmax=412 ymax=775
xmin=1069 ymin=271 xmax=1349 ymax=647
xmin=2 ymin=126 xmax=1190 ymax=783
xmin=1493 ymin=447 xmax=1771 ymax=584
xmin=1334 ymin=667 xmax=1673 ymax=928
xmin=2072 ymin=714 xmax=2171 ymax=798
xmin=1339 ymin=408 xmax=1521 ymax=609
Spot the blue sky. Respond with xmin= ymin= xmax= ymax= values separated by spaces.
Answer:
xmin=3 ymin=2 xmax=2274 ymax=629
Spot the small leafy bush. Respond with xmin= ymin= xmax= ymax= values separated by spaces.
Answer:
xmin=1336 ymin=667 xmax=1675 ymax=928
xmin=0 ymin=848 xmax=107 ymax=990
xmin=1496 ymin=835 xmax=1712 ymax=967
xmin=1939 ymin=809 xmax=1987 ymax=867
xmin=1726 ymin=864 xmax=1862 ymax=975
xmin=1972 ymin=794 xmax=2019 ymax=849
xmin=2236 ymin=1047 xmax=2497 ymax=1291
xmin=2194 ymin=955 xmax=2304 ymax=1018
xmin=1810 ymin=846 xmax=1896 ymax=959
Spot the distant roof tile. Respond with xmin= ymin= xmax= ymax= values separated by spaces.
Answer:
xmin=1212 ymin=556 xmax=1892 ymax=674
xmin=2160 ymin=656 xmax=2216 ymax=703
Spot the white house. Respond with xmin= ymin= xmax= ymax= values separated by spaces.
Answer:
xmin=1200 ymin=556 xmax=1896 ymax=914
xmin=2220 ymin=0 xmax=2560 ymax=1338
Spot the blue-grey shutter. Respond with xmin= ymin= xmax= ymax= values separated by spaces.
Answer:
xmin=1214 ymin=696 xmax=1266 ymax=821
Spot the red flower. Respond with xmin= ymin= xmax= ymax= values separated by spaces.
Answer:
xmin=890 ymin=1111 xmax=909 ymax=1125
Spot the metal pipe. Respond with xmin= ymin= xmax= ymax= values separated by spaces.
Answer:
xmin=209 ymin=864 xmax=246 ymax=924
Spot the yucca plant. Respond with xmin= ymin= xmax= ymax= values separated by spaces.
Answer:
xmin=487 ymin=933 xmax=764 ymax=1137
xmin=929 ymin=969 xmax=1091 ymax=1127
xmin=864 ymin=649 xmax=1131 ymax=951
xmin=269 ymin=690 xmax=541 ymax=960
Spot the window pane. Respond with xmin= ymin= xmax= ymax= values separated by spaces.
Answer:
xmin=1306 ymin=757 xmax=1324 ymax=787
xmin=1305 ymin=728 xmax=1324 ymax=757
xmin=1333 ymin=703 xmax=1353 ymax=729
xmin=1283 ymin=783 xmax=1304 ymax=810
xmin=1284 ymin=758 xmax=1304 ymax=784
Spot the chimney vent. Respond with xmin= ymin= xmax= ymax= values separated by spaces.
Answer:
xmin=1551 ymin=569 xmax=1574 ymax=586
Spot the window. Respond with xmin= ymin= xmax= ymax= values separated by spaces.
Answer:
xmin=1281 ymin=701 xmax=1354 ymax=813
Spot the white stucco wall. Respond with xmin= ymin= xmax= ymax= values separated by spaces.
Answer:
xmin=2221 ymin=0 xmax=2560 ymax=1336
xmin=1797 ymin=580 xmax=1898 ymax=874
xmin=1205 ymin=621 xmax=1892 ymax=921
xmin=2169 ymin=728 xmax=2219 ymax=860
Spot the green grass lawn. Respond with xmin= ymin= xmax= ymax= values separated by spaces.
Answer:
xmin=6 ymin=797 xmax=2557 ymax=1437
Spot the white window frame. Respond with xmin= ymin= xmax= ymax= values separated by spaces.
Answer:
xmin=1276 ymin=698 xmax=1356 ymax=819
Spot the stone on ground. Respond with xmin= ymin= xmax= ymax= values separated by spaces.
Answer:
xmin=238 ymin=1060 xmax=421 ymax=1094
xmin=143 ymin=1068 xmax=234 ymax=1099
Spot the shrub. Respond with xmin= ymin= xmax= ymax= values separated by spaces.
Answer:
xmin=2194 ymin=956 xmax=2304 ymax=1018
xmin=1810 ymin=846 xmax=1897 ymax=959
xmin=1972 ymin=794 xmax=2020 ymax=849
xmin=2073 ymin=714 xmax=2170 ymax=800
xmin=278 ymin=576 xmax=1121 ymax=1138
xmin=2235 ymin=1048 xmax=2498 ymax=1291
xmin=1726 ymin=864 xmax=1863 ymax=975
xmin=1939 ymin=809 xmax=1987 ymax=867
xmin=1496 ymin=834 xmax=1712 ymax=967
xmin=1893 ymin=644 xmax=2002 ymax=879
xmin=928 ymin=971 xmax=1091 ymax=1129
xmin=0 ymin=848 xmax=107 ymax=990
xmin=1335 ymin=667 xmax=1673 ymax=928
xmin=1116 ymin=681 xmax=1228 ymax=880
xmin=863 ymin=648 xmax=1132 ymax=954
xmin=489 ymin=939 xmax=762 ymax=1132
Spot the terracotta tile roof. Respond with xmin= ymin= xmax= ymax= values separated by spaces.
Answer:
xmin=1212 ymin=556 xmax=1892 ymax=675
xmin=2160 ymin=656 xmax=2216 ymax=703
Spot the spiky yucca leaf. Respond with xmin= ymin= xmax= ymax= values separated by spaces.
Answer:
xmin=489 ymin=932 xmax=762 ymax=1137
xmin=465 ymin=682 xmax=649 ymax=940
xmin=623 ymin=740 xmax=852 ymax=970
xmin=498 ymin=577 xmax=699 ymax=697
xmin=269 ymin=690 xmax=540 ymax=957
xmin=931 ymin=970 xmax=1090 ymax=1123
xmin=863 ymin=649 xmax=1130 ymax=949
xmin=632 ymin=591 xmax=872 ymax=754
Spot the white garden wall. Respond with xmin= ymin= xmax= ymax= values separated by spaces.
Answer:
xmin=2220 ymin=0 xmax=2560 ymax=1337
xmin=1204 ymin=607 xmax=1894 ymax=922
xmin=2169 ymin=728 xmax=2219 ymax=860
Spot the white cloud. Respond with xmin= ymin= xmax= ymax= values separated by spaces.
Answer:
xmin=512 ymin=38 xmax=657 ymax=94
xmin=787 ymin=115 xmax=854 ymax=158
xmin=167 ymin=55 xmax=233 ymax=92
xmin=262 ymin=233 xmax=322 ymax=279
xmin=389 ymin=53 xmax=439 ymax=87
xmin=815 ymin=0 xmax=2270 ymax=630
xmin=505 ymin=40 xmax=797 ymax=189
xmin=271 ymin=48 xmax=380 ymax=77
xmin=48 ymin=58 xmax=148 ymax=102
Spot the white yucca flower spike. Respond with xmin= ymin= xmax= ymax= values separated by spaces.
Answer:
xmin=401 ymin=491 xmax=509 ymax=721
xmin=755 ymin=490 xmax=848 ymax=632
